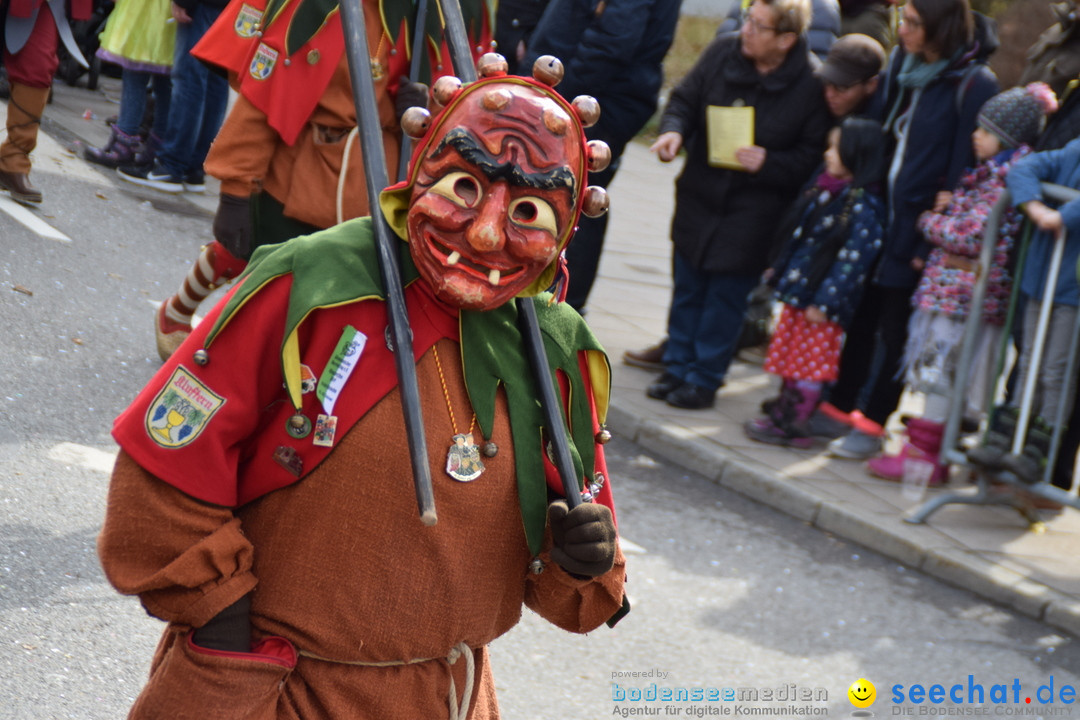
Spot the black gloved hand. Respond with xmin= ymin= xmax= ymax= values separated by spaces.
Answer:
xmin=395 ymin=77 xmax=430 ymax=120
xmin=212 ymin=193 xmax=254 ymax=261
xmin=547 ymin=500 xmax=616 ymax=578
xmin=191 ymin=595 xmax=252 ymax=652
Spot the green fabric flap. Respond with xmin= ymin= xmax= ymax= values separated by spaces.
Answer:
xmin=460 ymin=294 xmax=607 ymax=555
xmin=206 ymin=217 xmax=416 ymax=350
xmin=286 ymin=0 xmax=338 ymax=56
xmin=263 ymin=0 xmax=291 ymax=29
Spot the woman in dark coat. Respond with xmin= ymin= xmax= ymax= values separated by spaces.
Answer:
xmin=826 ymin=0 xmax=999 ymax=459
xmin=646 ymin=0 xmax=831 ymax=409
xmin=524 ymin=0 xmax=682 ymax=311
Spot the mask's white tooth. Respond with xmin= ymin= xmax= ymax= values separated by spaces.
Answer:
xmin=446 ymin=251 xmax=461 ymax=266
xmin=488 ymin=269 xmax=501 ymax=286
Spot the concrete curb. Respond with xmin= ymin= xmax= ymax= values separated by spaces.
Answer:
xmin=608 ymin=399 xmax=1080 ymax=640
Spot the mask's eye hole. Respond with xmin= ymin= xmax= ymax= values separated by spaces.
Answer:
xmin=429 ymin=171 xmax=482 ymax=208
xmin=508 ymin=197 xmax=557 ymax=234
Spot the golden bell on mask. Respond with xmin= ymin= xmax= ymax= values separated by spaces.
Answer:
xmin=477 ymin=52 xmax=509 ymax=78
xmin=587 ymin=140 xmax=612 ymax=173
xmin=532 ymin=55 xmax=564 ymax=86
xmin=432 ymin=75 xmax=463 ymax=106
xmin=572 ymin=95 xmax=600 ymax=128
xmin=400 ymin=106 xmax=432 ymax=138
xmin=581 ymin=186 xmax=609 ymax=218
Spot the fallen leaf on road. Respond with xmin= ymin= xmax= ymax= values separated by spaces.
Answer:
xmin=95 ymin=191 xmax=108 ymax=200
xmin=72 ymin=337 xmax=84 ymax=345
xmin=13 ymin=285 xmax=33 ymax=296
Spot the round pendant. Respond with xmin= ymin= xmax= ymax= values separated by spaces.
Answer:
xmin=446 ymin=432 xmax=485 ymax=482
xmin=286 ymin=413 xmax=312 ymax=439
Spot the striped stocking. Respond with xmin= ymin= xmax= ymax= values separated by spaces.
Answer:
xmin=155 ymin=241 xmax=246 ymax=361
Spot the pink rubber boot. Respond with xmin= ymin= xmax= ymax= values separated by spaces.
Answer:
xmin=866 ymin=417 xmax=948 ymax=486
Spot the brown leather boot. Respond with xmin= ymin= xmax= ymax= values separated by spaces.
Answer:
xmin=0 ymin=83 xmax=50 ymax=205
xmin=0 ymin=169 xmax=42 ymax=204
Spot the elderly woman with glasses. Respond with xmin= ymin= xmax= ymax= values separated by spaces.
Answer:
xmin=644 ymin=0 xmax=831 ymax=410
xmin=825 ymin=0 xmax=1001 ymax=461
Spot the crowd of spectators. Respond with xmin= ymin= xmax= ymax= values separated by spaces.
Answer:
xmin=4 ymin=0 xmax=1080 ymax=504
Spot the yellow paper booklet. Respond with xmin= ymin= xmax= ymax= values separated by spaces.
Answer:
xmin=706 ymin=105 xmax=755 ymax=170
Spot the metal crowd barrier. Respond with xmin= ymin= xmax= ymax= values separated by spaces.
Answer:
xmin=906 ymin=183 xmax=1080 ymax=525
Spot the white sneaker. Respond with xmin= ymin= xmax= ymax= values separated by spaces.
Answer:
xmin=827 ymin=429 xmax=883 ymax=460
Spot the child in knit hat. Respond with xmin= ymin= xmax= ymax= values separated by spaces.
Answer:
xmin=967 ymin=84 xmax=1080 ymax=490
xmin=867 ymin=82 xmax=1057 ymax=488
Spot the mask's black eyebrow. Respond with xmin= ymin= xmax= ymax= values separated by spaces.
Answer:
xmin=434 ymin=128 xmax=575 ymax=192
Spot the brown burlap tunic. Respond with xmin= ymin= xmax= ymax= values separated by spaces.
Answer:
xmin=99 ymin=338 xmax=626 ymax=719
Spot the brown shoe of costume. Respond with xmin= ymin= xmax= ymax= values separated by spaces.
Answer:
xmin=0 ymin=169 xmax=42 ymax=204
xmin=623 ymin=339 xmax=667 ymax=371
xmin=0 ymin=82 xmax=50 ymax=205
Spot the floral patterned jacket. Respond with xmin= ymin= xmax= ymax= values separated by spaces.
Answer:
xmin=913 ymin=146 xmax=1030 ymax=324
xmin=772 ymin=185 xmax=886 ymax=328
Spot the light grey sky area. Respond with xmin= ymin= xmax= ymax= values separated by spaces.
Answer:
xmin=681 ymin=0 xmax=735 ymax=17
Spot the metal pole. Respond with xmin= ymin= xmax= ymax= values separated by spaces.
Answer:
xmin=339 ymin=0 xmax=437 ymax=525
xmin=940 ymin=194 xmax=1007 ymax=466
xmin=396 ymin=0 xmax=430 ymax=181
xmin=1011 ymin=182 xmax=1078 ymax=458
xmin=438 ymin=0 xmax=584 ymax=508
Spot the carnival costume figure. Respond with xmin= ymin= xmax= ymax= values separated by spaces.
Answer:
xmin=99 ymin=53 xmax=626 ymax=719
xmin=0 ymin=0 xmax=92 ymax=204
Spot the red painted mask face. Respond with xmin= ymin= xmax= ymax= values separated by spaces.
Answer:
xmin=407 ymin=82 xmax=583 ymax=310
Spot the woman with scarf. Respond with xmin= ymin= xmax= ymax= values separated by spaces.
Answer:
xmin=824 ymin=0 xmax=999 ymax=461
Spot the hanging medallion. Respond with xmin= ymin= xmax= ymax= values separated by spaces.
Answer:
xmin=446 ymin=432 xmax=485 ymax=482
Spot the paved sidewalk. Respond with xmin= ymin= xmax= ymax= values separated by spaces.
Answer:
xmin=24 ymin=78 xmax=1080 ymax=639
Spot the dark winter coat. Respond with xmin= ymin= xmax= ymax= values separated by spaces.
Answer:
xmin=1037 ymin=82 xmax=1080 ymax=152
xmin=494 ymin=0 xmax=550 ymax=74
xmin=659 ymin=34 xmax=831 ymax=276
xmin=525 ymin=0 xmax=681 ymax=153
xmin=872 ymin=14 xmax=999 ymax=289
xmin=1006 ymin=137 xmax=1080 ymax=307
xmin=771 ymin=185 xmax=886 ymax=328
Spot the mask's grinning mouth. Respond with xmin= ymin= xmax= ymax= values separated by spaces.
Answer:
xmin=428 ymin=234 xmax=524 ymax=286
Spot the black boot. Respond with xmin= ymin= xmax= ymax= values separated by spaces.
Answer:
xmin=1000 ymin=416 xmax=1054 ymax=485
xmin=967 ymin=405 xmax=1018 ymax=471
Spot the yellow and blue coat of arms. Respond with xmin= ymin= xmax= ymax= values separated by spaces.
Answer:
xmin=145 ymin=366 xmax=226 ymax=448
xmin=250 ymin=42 xmax=279 ymax=81
xmin=234 ymin=3 xmax=264 ymax=38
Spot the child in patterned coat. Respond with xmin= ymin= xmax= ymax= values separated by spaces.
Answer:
xmin=868 ymin=82 xmax=1057 ymax=486
xmin=745 ymin=117 xmax=886 ymax=447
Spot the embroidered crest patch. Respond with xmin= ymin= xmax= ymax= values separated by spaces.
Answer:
xmin=250 ymin=43 xmax=278 ymax=81
xmin=234 ymin=4 xmax=263 ymax=38
xmin=145 ymin=366 xmax=226 ymax=448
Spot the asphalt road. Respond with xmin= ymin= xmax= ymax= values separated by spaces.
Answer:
xmin=2 ymin=145 xmax=1080 ymax=720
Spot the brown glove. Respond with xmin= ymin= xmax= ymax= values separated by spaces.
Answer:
xmin=547 ymin=500 xmax=616 ymax=578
